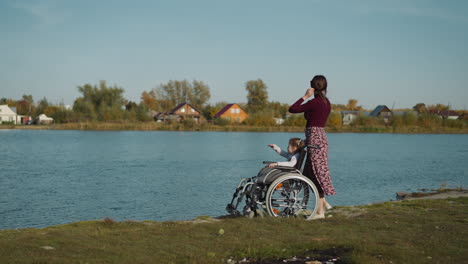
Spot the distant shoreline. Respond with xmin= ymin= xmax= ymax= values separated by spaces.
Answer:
xmin=1 ymin=122 xmax=468 ymax=134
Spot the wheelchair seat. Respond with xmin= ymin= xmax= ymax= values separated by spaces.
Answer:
xmin=256 ymin=167 xmax=299 ymax=185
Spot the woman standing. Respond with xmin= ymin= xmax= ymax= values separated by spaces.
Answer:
xmin=289 ymin=75 xmax=336 ymax=220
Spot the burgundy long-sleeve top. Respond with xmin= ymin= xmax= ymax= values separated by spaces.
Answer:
xmin=289 ymin=95 xmax=331 ymax=127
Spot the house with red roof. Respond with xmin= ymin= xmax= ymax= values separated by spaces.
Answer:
xmin=214 ymin=104 xmax=248 ymax=123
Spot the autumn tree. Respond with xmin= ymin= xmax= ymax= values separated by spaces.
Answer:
xmin=346 ymin=99 xmax=362 ymax=111
xmin=245 ymin=79 xmax=268 ymax=113
xmin=427 ymin=104 xmax=449 ymax=113
xmin=15 ymin=95 xmax=35 ymax=116
xmin=140 ymin=90 xmax=159 ymax=111
xmin=331 ymin=103 xmax=347 ymax=112
xmin=327 ymin=112 xmax=342 ymax=128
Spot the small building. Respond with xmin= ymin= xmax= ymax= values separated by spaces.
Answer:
xmin=438 ymin=110 xmax=459 ymax=120
xmin=153 ymin=112 xmax=180 ymax=122
xmin=370 ymin=105 xmax=392 ymax=123
xmin=341 ymin=111 xmax=359 ymax=125
xmin=18 ymin=115 xmax=33 ymax=124
xmin=214 ymin=103 xmax=248 ymax=123
xmin=428 ymin=109 xmax=460 ymax=120
xmin=273 ymin=118 xmax=285 ymax=125
xmin=0 ymin=105 xmax=18 ymax=124
xmin=154 ymin=102 xmax=205 ymax=123
xmin=36 ymin=114 xmax=54 ymax=124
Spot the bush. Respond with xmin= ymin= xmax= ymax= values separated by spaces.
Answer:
xmin=0 ymin=121 xmax=15 ymax=125
xmin=283 ymin=114 xmax=306 ymax=127
xmin=243 ymin=111 xmax=276 ymax=126
xmin=214 ymin=118 xmax=232 ymax=126
xmin=352 ymin=115 xmax=380 ymax=127
xmin=443 ymin=119 xmax=465 ymax=129
xmin=402 ymin=112 xmax=417 ymax=126
xmin=327 ymin=112 xmax=342 ymax=129
xmin=182 ymin=118 xmax=196 ymax=129
xmin=418 ymin=113 xmax=442 ymax=128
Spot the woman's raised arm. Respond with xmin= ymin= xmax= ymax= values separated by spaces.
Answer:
xmin=289 ymin=88 xmax=315 ymax=113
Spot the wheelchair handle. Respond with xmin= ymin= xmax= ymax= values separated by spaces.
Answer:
xmin=262 ymin=161 xmax=275 ymax=164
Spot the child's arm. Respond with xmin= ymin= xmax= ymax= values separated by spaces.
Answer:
xmin=268 ymin=144 xmax=291 ymax=159
xmin=276 ymin=154 xmax=297 ymax=167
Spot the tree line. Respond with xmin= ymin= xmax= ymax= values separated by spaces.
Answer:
xmin=1 ymin=79 xmax=466 ymax=127
xmin=1 ymin=79 xmax=287 ymax=124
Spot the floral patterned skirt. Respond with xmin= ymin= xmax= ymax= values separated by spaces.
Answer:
xmin=304 ymin=127 xmax=336 ymax=196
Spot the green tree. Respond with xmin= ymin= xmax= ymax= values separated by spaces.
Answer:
xmin=154 ymin=80 xmax=211 ymax=111
xmin=125 ymin=101 xmax=138 ymax=111
xmin=22 ymin=94 xmax=34 ymax=104
xmin=413 ymin=103 xmax=427 ymax=113
xmin=136 ymin=103 xmax=151 ymax=122
xmin=73 ymin=97 xmax=96 ymax=121
xmin=73 ymin=81 xmax=126 ymax=121
xmin=189 ymin=80 xmax=211 ymax=110
xmin=202 ymin=101 xmax=230 ymax=120
xmin=46 ymin=105 xmax=75 ymax=123
xmin=35 ymin=97 xmax=50 ymax=117
xmin=268 ymin=101 xmax=289 ymax=118
xmin=245 ymin=79 xmax=268 ymax=113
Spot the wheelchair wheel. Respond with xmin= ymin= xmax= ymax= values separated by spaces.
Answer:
xmin=265 ymin=173 xmax=319 ymax=220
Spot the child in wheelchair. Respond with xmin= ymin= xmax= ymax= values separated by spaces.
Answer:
xmin=266 ymin=137 xmax=305 ymax=168
xmin=226 ymin=137 xmax=324 ymax=220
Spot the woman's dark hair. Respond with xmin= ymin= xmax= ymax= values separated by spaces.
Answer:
xmin=310 ymin=75 xmax=328 ymax=103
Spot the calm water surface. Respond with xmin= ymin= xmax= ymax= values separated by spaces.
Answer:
xmin=0 ymin=130 xmax=467 ymax=229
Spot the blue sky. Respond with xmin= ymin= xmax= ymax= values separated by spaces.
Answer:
xmin=1 ymin=0 xmax=467 ymax=109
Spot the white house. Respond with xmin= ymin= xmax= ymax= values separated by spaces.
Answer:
xmin=273 ymin=117 xmax=285 ymax=125
xmin=0 ymin=105 xmax=18 ymax=124
xmin=341 ymin=111 xmax=359 ymax=125
xmin=37 ymin=114 xmax=54 ymax=124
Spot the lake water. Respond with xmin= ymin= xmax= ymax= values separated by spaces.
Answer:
xmin=0 ymin=130 xmax=467 ymax=229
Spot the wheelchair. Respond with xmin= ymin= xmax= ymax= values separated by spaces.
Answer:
xmin=226 ymin=144 xmax=320 ymax=220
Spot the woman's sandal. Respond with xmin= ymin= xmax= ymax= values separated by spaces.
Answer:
xmin=307 ymin=213 xmax=325 ymax=220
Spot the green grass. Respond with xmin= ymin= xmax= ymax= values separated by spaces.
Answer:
xmin=1 ymin=197 xmax=467 ymax=263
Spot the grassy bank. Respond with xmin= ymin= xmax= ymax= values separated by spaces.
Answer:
xmin=1 ymin=197 xmax=467 ymax=263
xmin=2 ymin=122 xmax=468 ymax=133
